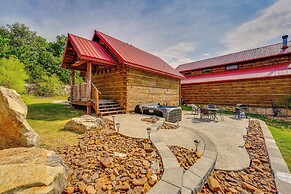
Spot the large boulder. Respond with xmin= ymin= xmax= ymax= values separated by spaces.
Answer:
xmin=0 ymin=147 xmax=69 ymax=193
xmin=65 ymin=115 xmax=105 ymax=133
xmin=0 ymin=87 xmax=40 ymax=149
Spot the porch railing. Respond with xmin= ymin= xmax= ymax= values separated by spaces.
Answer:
xmin=72 ymin=83 xmax=87 ymax=101
xmin=71 ymin=83 xmax=101 ymax=115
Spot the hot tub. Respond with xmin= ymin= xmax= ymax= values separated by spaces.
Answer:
xmin=134 ymin=103 xmax=182 ymax=123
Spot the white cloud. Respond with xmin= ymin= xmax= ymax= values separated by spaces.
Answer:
xmin=223 ymin=0 xmax=291 ymax=53
xmin=155 ymin=41 xmax=197 ymax=67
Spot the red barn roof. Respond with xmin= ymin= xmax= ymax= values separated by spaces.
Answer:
xmin=94 ymin=30 xmax=184 ymax=79
xmin=176 ymin=41 xmax=291 ymax=72
xmin=67 ymin=33 xmax=117 ymax=65
xmin=182 ymin=63 xmax=291 ymax=84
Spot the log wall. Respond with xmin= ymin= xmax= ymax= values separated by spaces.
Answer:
xmin=92 ymin=66 xmax=127 ymax=109
xmin=181 ymin=76 xmax=291 ymax=107
xmin=126 ymin=67 xmax=180 ymax=112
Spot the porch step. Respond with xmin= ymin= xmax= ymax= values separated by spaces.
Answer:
xmin=96 ymin=100 xmax=125 ymax=116
xmin=99 ymin=104 xmax=120 ymax=109
xmin=101 ymin=110 xmax=125 ymax=116
xmin=100 ymin=107 xmax=122 ymax=111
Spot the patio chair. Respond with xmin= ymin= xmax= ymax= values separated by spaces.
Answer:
xmin=191 ymin=104 xmax=200 ymax=117
xmin=200 ymin=108 xmax=210 ymax=120
xmin=208 ymin=104 xmax=217 ymax=109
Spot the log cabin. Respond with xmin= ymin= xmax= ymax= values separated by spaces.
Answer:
xmin=176 ymin=35 xmax=291 ymax=115
xmin=61 ymin=31 xmax=184 ymax=116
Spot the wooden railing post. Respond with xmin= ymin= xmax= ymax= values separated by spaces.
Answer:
xmin=77 ymin=83 xmax=81 ymax=100
xmin=70 ymin=70 xmax=75 ymax=101
xmin=86 ymin=62 xmax=92 ymax=114
xmin=92 ymin=83 xmax=100 ymax=116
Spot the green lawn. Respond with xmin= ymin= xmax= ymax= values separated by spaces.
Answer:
xmin=269 ymin=126 xmax=291 ymax=171
xmin=23 ymin=95 xmax=84 ymax=149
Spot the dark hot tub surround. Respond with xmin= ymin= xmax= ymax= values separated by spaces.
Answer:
xmin=134 ymin=103 xmax=182 ymax=123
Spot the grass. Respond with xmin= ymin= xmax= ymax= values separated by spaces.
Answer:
xmin=269 ymin=126 xmax=291 ymax=171
xmin=23 ymin=95 xmax=84 ymax=149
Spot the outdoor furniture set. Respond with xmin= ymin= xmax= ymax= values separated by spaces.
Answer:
xmin=191 ymin=104 xmax=224 ymax=121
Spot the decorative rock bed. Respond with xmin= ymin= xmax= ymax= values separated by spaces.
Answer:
xmin=199 ymin=120 xmax=277 ymax=193
xmin=55 ymin=119 xmax=163 ymax=193
xmin=141 ymin=117 xmax=179 ymax=130
xmin=169 ymin=145 xmax=201 ymax=172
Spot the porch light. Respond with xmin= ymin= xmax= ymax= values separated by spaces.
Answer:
xmin=116 ymin=122 xmax=120 ymax=133
xmin=146 ymin=127 xmax=151 ymax=139
xmin=193 ymin=139 xmax=201 ymax=152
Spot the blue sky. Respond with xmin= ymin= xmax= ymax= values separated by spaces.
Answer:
xmin=1 ymin=0 xmax=290 ymax=67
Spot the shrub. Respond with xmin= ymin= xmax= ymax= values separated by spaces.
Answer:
xmin=35 ymin=74 xmax=63 ymax=96
xmin=0 ymin=56 xmax=28 ymax=93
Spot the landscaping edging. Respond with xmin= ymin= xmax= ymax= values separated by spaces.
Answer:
xmin=258 ymin=120 xmax=291 ymax=194
xmin=148 ymin=124 xmax=218 ymax=194
xmin=181 ymin=126 xmax=218 ymax=194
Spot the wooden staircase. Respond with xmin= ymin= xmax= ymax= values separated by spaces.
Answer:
xmin=71 ymin=83 xmax=125 ymax=117
xmin=97 ymin=99 xmax=125 ymax=116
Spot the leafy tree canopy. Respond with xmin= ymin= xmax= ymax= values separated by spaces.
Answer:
xmin=0 ymin=56 xmax=28 ymax=93
xmin=0 ymin=23 xmax=72 ymax=84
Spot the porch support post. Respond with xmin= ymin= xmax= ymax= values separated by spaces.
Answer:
xmin=86 ymin=62 xmax=92 ymax=114
xmin=70 ymin=69 xmax=75 ymax=101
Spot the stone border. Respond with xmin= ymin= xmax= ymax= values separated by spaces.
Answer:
xmin=258 ymin=120 xmax=291 ymax=194
xmin=180 ymin=126 xmax=218 ymax=194
xmin=148 ymin=124 xmax=218 ymax=194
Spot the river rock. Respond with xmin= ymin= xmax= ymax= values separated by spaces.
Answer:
xmin=64 ymin=115 xmax=105 ymax=133
xmin=0 ymin=86 xmax=40 ymax=149
xmin=207 ymin=176 xmax=221 ymax=192
xmin=0 ymin=147 xmax=69 ymax=193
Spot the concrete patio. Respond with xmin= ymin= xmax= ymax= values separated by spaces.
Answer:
xmin=105 ymin=110 xmax=250 ymax=171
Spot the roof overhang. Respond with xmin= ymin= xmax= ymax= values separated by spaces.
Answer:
xmin=61 ymin=33 xmax=117 ymax=71
xmin=182 ymin=63 xmax=291 ymax=85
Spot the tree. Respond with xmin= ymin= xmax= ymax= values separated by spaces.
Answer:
xmin=48 ymin=34 xmax=67 ymax=57
xmin=35 ymin=74 xmax=63 ymax=96
xmin=0 ymin=56 xmax=28 ymax=93
xmin=0 ymin=22 xmax=80 ymax=93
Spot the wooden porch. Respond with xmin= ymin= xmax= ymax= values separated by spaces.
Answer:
xmin=70 ymin=82 xmax=125 ymax=116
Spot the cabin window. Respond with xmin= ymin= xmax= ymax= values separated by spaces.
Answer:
xmin=226 ymin=65 xmax=238 ymax=70
xmin=184 ymin=72 xmax=191 ymax=76
xmin=203 ymin=68 xmax=212 ymax=72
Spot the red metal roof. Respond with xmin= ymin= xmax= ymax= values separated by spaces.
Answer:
xmin=182 ymin=63 xmax=291 ymax=84
xmin=68 ymin=33 xmax=117 ymax=65
xmin=94 ymin=30 xmax=184 ymax=79
xmin=176 ymin=41 xmax=291 ymax=72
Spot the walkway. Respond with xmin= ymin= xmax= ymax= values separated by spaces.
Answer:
xmin=105 ymin=111 xmax=250 ymax=171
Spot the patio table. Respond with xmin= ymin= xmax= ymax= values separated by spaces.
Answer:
xmin=200 ymin=107 xmax=223 ymax=121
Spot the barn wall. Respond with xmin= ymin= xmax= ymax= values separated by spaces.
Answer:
xmin=92 ymin=66 xmax=126 ymax=109
xmin=126 ymin=66 xmax=180 ymax=112
xmin=181 ymin=76 xmax=291 ymax=108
